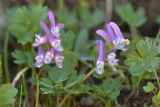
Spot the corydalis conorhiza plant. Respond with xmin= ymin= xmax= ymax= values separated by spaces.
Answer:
xmin=33 ymin=11 xmax=64 ymax=68
xmin=96 ymin=22 xmax=129 ymax=74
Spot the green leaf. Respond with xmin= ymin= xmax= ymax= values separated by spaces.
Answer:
xmin=124 ymin=50 xmax=141 ymax=66
xmin=40 ymin=78 xmax=53 ymax=88
xmin=74 ymin=29 xmax=89 ymax=51
xmin=152 ymin=91 xmax=160 ymax=106
xmin=116 ymin=3 xmax=147 ymax=27
xmin=143 ymin=82 xmax=155 ymax=93
xmin=67 ymin=84 xmax=90 ymax=95
xmin=57 ymin=8 xmax=77 ymax=29
xmin=8 ymin=5 xmax=47 ymax=45
xmin=12 ymin=49 xmax=35 ymax=68
xmin=49 ymin=51 xmax=78 ymax=82
xmin=156 ymin=15 xmax=160 ymax=24
xmin=94 ymin=77 xmax=122 ymax=101
xmin=40 ymin=87 xmax=54 ymax=94
xmin=11 ymin=50 xmax=26 ymax=64
xmin=66 ymin=71 xmax=84 ymax=87
xmin=0 ymin=84 xmax=18 ymax=106
xmin=61 ymin=31 xmax=76 ymax=50
xmin=79 ymin=5 xmax=104 ymax=29
xmin=124 ymin=39 xmax=160 ymax=77
xmin=136 ymin=39 xmax=159 ymax=57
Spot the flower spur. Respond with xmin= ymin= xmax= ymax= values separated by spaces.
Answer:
xmin=96 ymin=40 xmax=106 ymax=74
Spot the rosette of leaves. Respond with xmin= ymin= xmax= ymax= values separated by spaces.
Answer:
xmin=8 ymin=5 xmax=47 ymax=45
xmin=40 ymin=51 xmax=88 ymax=95
xmin=124 ymin=38 xmax=160 ymax=77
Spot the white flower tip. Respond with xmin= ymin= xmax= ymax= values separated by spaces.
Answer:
xmin=55 ymin=46 xmax=64 ymax=52
xmin=44 ymin=52 xmax=53 ymax=64
xmin=56 ymin=64 xmax=63 ymax=68
xmin=124 ymin=39 xmax=130 ymax=45
xmin=96 ymin=63 xmax=104 ymax=74
xmin=32 ymin=43 xmax=37 ymax=47
xmin=35 ymin=62 xmax=43 ymax=68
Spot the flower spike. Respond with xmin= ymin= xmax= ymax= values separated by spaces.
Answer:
xmin=33 ymin=11 xmax=64 ymax=68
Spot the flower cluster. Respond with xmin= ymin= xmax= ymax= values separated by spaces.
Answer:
xmin=33 ymin=11 xmax=64 ymax=68
xmin=96 ymin=22 xmax=129 ymax=74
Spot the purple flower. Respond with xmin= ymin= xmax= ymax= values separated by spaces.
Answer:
xmin=48 ymin=11 xmax=64 ymax=37
xmin=54 ymin=52 xmax=64 ymax=68
xmin=96 ymin=22 xmax=130 ymax=74
xmin=40 ymin=21 xmax=64 ymax=52
xmin=33 ymin=34 xmax=47 ymax=47
xmin=44 ymin=48 xmax=54 ymax=64
xmin=96 ymin=22 xmax=129 ymax=51
xmin=106 ymin=52 xmax=119 ymax=66
xmin=35 ymin=45 xmax=45 ymax=68
xmin=33 ymin=11 xmax=64 ymax=68
xmin=96 ymin=40 xmax=106 ymax=74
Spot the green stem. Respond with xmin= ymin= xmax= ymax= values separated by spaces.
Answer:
xmin=0 ymin=55 xmax=2 ymax=83
xmin=66 ymin=95 xmax=71 ymax=107
xmin=35 ymin=74 xmax=39 ymax=107
xmin=105 ymin=0 xmax=113 ymax=21
xmin=31 ymin=68 xmax=36 ymax=81
xmin=48 ymin=95 xmax=53 ymax=106
xmin=153 ymin=70 xmax=160 ymax=89
xmin=57 ymin=94 xmax=69 ymax=107
xmin=36 ymin=0 xmax=44 ymax=4
xmin=19 ymin=85 xmax=23 ymax=107
xmin=58 ymin=0 xmax=64 ymax=14
xmin=56 ymin=93 xmax=60 ymax=106
xmin=81 ymin=68 xmax=95 ymax=83
xmin=22 ymin=74 xmax=30 ymax=107
xmin=130 ymin=26 xmax=138 ymax=37
xmin=4 ymin=32 xmax=10 ymax=82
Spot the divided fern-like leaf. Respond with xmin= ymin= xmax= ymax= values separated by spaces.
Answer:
xmin=12 ymin=49 xmax=35 ymax=68
xmin=0 ymin=84 xmax=17 ymax=106
xmin=8 ymin=5 xmax=47 ymax=45
xmin=93 ymin=77 xmax=122 ymax=101
xmin=116 ymin=3 xmax=147 ymax=27
xmin=124 ymin=39 xmax=160 ymax=76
